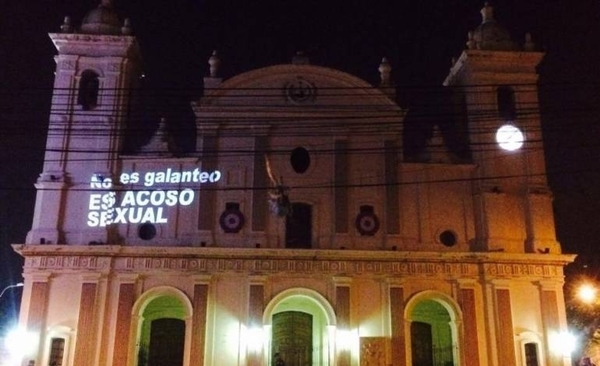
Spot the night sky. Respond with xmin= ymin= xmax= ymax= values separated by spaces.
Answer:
xmin=1 ymin=0 xmax=600 ymax=326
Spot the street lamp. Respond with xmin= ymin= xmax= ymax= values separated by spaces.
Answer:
xmin=578 ymin=284 xmax=598 ymax=305
xmin=0 ymin=283 xmax=23 ymax=299
xmin=569 ymin=281 xmax=600 ymax=365
xmin=0 ymin=282 xmax=25 ymax=365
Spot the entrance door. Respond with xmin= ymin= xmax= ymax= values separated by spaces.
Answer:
xmin=148 ymin=318 xmax=185 ymax=366
xmin=411 ymin=321 xmax=433 ymax=366
xmin=286 ymin=203 xmax=312 ymax=248
xmin=272 ymin=311 xmax=313 ymax=366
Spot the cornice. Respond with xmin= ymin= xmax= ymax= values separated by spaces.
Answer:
xmin=13 ymin=245 xmax=575 ymax=279
xmin=444 ymin=49 xmax=545 ymax=86
xmin=49 ymin=33 xmax=140 ymax=58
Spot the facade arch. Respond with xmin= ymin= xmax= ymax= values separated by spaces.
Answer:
xmin=404 ymin=290 xmax=463 ymax=366
xmin=41 ymin=325 xmax=73 ymax=366
xmin=128 ymin=286 xmax=193 ymax=366
xmin=516 ymin=331 xmax=545 ymax=366
xmin=263 ymin=288 xmax=336 ymax=366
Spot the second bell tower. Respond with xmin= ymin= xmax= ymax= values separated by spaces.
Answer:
xmin=444 ymin=3 xmax=559 ymax=254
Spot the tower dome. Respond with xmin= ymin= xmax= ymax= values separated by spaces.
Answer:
xmin=80 ymin=0 xmax=121 ymax=35
xmin=470 ymin=3 xmax=516 ymax=51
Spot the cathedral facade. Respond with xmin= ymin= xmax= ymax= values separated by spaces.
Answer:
xmin=13 ymin=2 xmax=574 ymax=366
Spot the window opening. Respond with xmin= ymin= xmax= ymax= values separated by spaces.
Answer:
xmin=138 ymin=223 xmax=157 ymax=240
xmin=439 ymin=230 xmax=457 ymax=247
xmin=290 ymin=147 xmax=311 ymax=174
xmin=226 ymin=202 xmax=239 ymax=210
xmin=524 ymin=342 xmax=540 ymax=366
xmin=497 ymin=86 xmax=516 ymax=121
xmin=48 ymin=338 xmax=65 ymax=366
xmin=286 ymin=203 xmax=312 ymax=248
xmin=77 ymin=70 xmax=100 ymax=110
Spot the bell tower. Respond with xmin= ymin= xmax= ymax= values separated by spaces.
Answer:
xmin=444 ymin=3 xmax=559 ymax=254
xmin=27 ymin=0 xmax=142 ymax=245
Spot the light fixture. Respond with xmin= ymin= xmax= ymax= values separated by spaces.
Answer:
xmin=336 ymin=329 xmax=358 ymax=351
xmin=550 ymin=330 xmax=577 ymax=357
xmin=577 ymin=284 xmax=598 ymax=304
xmin=5 ymin=327 xmax=39 ymax=362
xmin=246 ymin=326 xmax=266 ymax=353
xmin=0 ymin=283 xmax=24 ymax=298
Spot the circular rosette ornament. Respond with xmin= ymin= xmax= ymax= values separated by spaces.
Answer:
xmin=219 ymin=209 xmax=245 ymax=233
xmin=355 ymin=211 xmax=380 ymax=236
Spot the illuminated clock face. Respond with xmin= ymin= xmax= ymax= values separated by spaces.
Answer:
xmin=496 ymin=124 xmax=524 ymax=151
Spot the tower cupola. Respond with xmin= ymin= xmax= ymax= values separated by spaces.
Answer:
xmin=80 ymin=0 xmax=122 ymax=35
xmin=469 ymin=2 xmax=516 ymax=51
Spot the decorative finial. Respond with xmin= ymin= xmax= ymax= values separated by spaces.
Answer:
xmin=158 ymin=117 xmax=168 ymax=143
xmin=466 ymin=31 xmax=476 ymax=50
xmin=427 ymin=125 xmax=451 ymax=163
xmin=292 ymin=51 xmax=310 ymax=65
xmin=121 ymin=18 xmax=132 ymax=35
xmin=378 ymin=57 xmax=392 ymax=85
xmin=139 ymin=117 xmax=179 ymax=156
xmin=481 ymin=2 xmax=494 ymax=23
xmin=524 ymin=32 xmax=535 ymax=51
xmin=378 ymin=57 xmax=395 ymax=99
xmin=208 ymin=50 xmax=221 ymax=78
xmin=60 ymin=16 xmax=72 ymax=33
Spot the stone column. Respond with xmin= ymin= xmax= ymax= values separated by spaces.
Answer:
xmin=247 ymin=279 xmax=265 ymax=366
xmin=389 ymin=286 xmax=406 ymax=366
xmin=252 ymin=136 xmax=268 ymax=232
xmin=111 ymin=276 xmax=138 ymax=366
xmin=190 ymin=277 xmax=211 ymax=366
xmin=457 ymin=284 xmax=481 ymax=366
xmin=197 ymin=135 xmax=218 ymax=231
xmin=73 ymin=275 xmax=101 ymax=366
xmin=23 ymin=274 xmax=50 ymax=365
xmin=538 ymin=280 xmax=567 ymax=366
xmin=336 ymin=285 xmax=351 ymax=366
xmin=493 ymin=283 xmax=516 ymax=366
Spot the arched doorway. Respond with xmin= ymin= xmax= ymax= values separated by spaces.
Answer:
xmin=406 ymin=292 xmax=461 ymax=366
xmin=272 ymin=311 xmax=313 ymax=366
xmin=131 ymin=287 xmax=192 ymax=366
xmin=264 ymin=288 xmax=336 ymax=366
xmin=147 ymin=317 xmax=185 ymax=366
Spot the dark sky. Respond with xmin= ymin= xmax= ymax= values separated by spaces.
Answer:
xmin=1 ymin=0 xmax=600 ymax=323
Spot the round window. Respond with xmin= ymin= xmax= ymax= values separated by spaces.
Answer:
xmin=139 ymin=223 xmax=157 ymax=240
xmin=290 ymin=147 xmax=311 ymax=174
xmin=439 ymin=230 xmax=457 ymax=247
